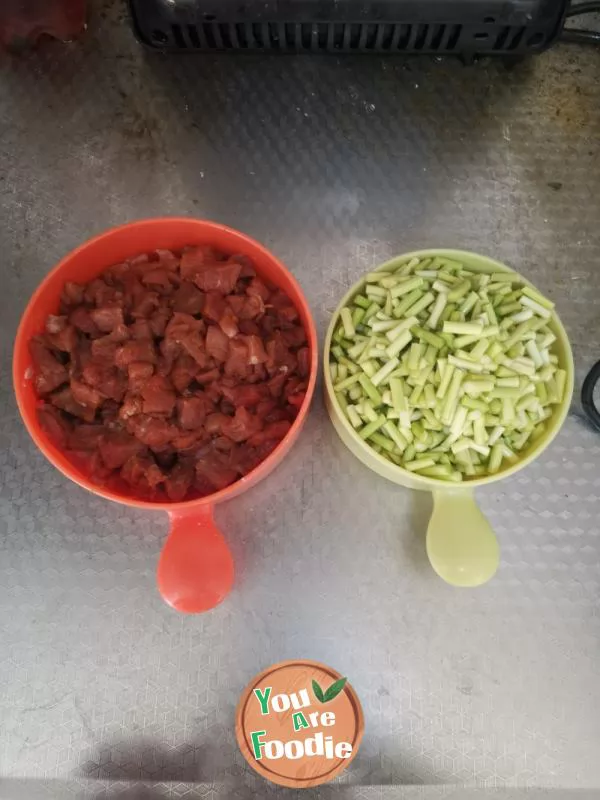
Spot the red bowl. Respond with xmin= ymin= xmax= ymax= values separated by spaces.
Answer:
xmin=13 ymin=218 xmax=318 ymax=613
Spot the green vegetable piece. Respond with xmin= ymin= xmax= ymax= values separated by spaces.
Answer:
xmin=359 ymin=374 xmax=383 ymax=406
xmin=403 ymin=291 xmax=435 ymax=319
xmin=448 ymin=280 xmax=471 ymax=302
xmin=412 ymin=326 xmax=445 ymax=349
xmin=393 ymin=289 xmax=423 ymax=318
xmin=359 ymin=414 xmax=386 ymax=440
xmin=333 ymin=372 xmax=362 ymax=392
xmin=404 ymin=458 xmax=436 ymax=472
xmin=386 ymin=329 xmax=413 ymax=358
xmin=390 ymin=276 xmax=424 ymax=298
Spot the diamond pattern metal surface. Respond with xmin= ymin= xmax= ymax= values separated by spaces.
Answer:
xmin=1 ymin=0 xmax=600 ymax=795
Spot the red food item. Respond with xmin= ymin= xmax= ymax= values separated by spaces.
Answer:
xmin=90 ymin=306 xmax=125 ymax=333
xmin=220 ymin=383 xmax=267 ymax=408
xmin=115 ymin=339 xmax=157 ymax=368
xmin=31 ymin=245 xmax=309 ymax=500
xmin=50 ymin=386 xmax=96 ymax=422
xmin=127 ymin=415 xmax=177 ymax=449
xmin=205 ymin=325 xmax=229 ymax=363
xmin=99 ymin=431 xmax=146 ymax=469
xmin=131 ymin=291 xmax=159 ymax=318
xmin=177 ymin=396 xmax=207 ymax=430
xmin=29 ymin=337 xmax=68 ymax=395
xmin=170 ymin=354 xmax=197 ymax=393
xmin=82 ymin=363 xmax=127 ymax=402
xmin=219 ymin=306 xmax=238 ymax=338
xmin=69 ymin=307 xmax=100 ymax=336
xmin=244 ymin=335 xmax=268 ymax=365
xmin=171 ymin=284 xmax=204 ymax=315
xmin=70 ymin=378 xmax=103 ymax=412
xmin=61 ymin=282 xmax=84 ymax=308
xmin=164 ymin=460 xmax=195 ymax=501
xmin=45 ymin=316 xmax=78 ymax=353
xmin=248 ymin=420 xmax=292 ymax=446
xmin=193 ymin=260 xmax=241 ymax=294
xmin=223 ymin=407 xmax=263 ymax=443
xmin=297 ymin=347 xmax=310 ymax=378
xmin=141 ymin=268 xmax=174 ymax=291
xmin=38 ymin=405 xmax=72 ymax=448
xmin=121 ymin=453 xmax=165 ymax=493
xmin=224 ymin=337 xmax=250 ymax=378
xmin=238 ymin=294 xmax=265 ymax=320
xmin=203 ymin=291 xmax=227 ymax=323
xmin=180 ymin=245 xmax=222 ymax=279
xmin=128 ymin=361 xmax=154 ymax=393
xmin=141 ymin=375 xmax=176 ymax=416
xmin=68 ymin=424 xmax=105 ymax=451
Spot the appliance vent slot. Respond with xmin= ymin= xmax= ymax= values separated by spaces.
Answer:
xmin=429 ymin=23 xmax=445 ymax=50
xmin=414 ymin=23 xmax=428 ymax=49
xmin=493 ymin=26 xmax=511 ymax=49
xmin=508 ymin=26 xmax=526 ymax=49
xmin=171 ymin=24 xmax=186 ymax=48
xmin=446 ymin=24 xmax=461 ymax=50
xmin=219 ymin=23 xmax=235 ymax=48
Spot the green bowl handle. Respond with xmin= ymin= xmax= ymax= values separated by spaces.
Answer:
xmin=426 ymin=489 xmax=500 ymax=587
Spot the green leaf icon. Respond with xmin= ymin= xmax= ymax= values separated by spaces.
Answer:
xmin=323 ymin=677 xmax=347 ymax=702
xmin=312 ymin=679 xmax=325 ymax=703
xmin=313 ymin=677 xmax=348 ymax=703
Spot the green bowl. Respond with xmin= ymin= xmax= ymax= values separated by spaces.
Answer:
xmin=324 ymin=249 xmax=574 ymax=586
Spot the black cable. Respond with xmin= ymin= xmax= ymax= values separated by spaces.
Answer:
xmin=561 ymin=1 xmax=600 ymax=44
xmin=561 ymin=26 xmax=600 ymax=43
xmin=582 ymin=361 xmax=600 ymax=433
xmin=565 ymin=1 xmax=600 ymax=16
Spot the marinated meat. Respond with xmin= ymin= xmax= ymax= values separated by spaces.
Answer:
xmin=31 ymin=245 xmax=310 ymax=501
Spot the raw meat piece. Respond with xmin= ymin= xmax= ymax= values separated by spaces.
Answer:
xmin=205 ymin=325 xmax=229 ymax=363
xmin=99 ymin=431 xmax=146 ymax=469
xmin=177 ymin=396 xmax=207 ymax=430
xmin=50 ymin=386 xmax=96 ymax=422
xmin=69 ymin=307 xmax=99 ymax=336
xmin=128 ymin=361 xmax=154 ymax=393
xmin=224 ymin=338 xmax=250 ymax=378
xmin=68 ymin=424 xmax=104 ymax=451
xmin=60 ymin=282 xmax=84 ymax=308
xmin=171 ymin=284 xmax=204 ymax=315
xmin=203 ymin=292 xmax=227 ymax=323
xmin=193 ymin=260 xmax=241 ymax=294
xmin=90 ymin=306 xmax=124 ymax=333
xmin=180 ymin=245 xmax=222 ymax=279
xmin=38 ymin=405 xmax=72 ymax=448
xmin=223 ymin=407 xmax=263 ymax=443
xmin=247 ymin=278 xmax=271 ymax=302
xmin=219 ymin=306 xmax=238 ymax=338
xmin=115 ymin=339 xmax=157 ymax=368
xmin=127 ymin=415 xmax=177 ymax=449
xmin=237 ymin=294 xmax=265 ymax=320
xmin=244 ymin=335 xmax=268 ymax=365
xmin=141 ymin=268 xmax=174 ymax=291
xmin=170 ymin=354 xmax=198 ymax=393
xmin=70 ymin=378 xmax=103 ymax=412
xmin=29 ymin=336 xmax=68 ymax=395
xmin=46 ymin=322 xmax=78 ymax=354
xmin=164 ymin=460 xmax=195 ymax=501
xmin=141 ymin=375 xmax=176 ymax=416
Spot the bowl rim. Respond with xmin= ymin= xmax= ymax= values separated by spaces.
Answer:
xmin=13 ymin=216 xmax=319 ymax=510
xmin=323 ymin=248 xmax=574 ymax=490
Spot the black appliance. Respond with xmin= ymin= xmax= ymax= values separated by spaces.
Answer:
xmin=129 ymin=0 xmax=570 ymax=55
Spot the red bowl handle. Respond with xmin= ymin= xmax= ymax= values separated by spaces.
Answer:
xmin=157 ymin=505 xmax=234 ymax=613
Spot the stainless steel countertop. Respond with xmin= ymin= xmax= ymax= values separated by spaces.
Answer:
xmin=1 ymin=1 xmax=600 ymax=797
